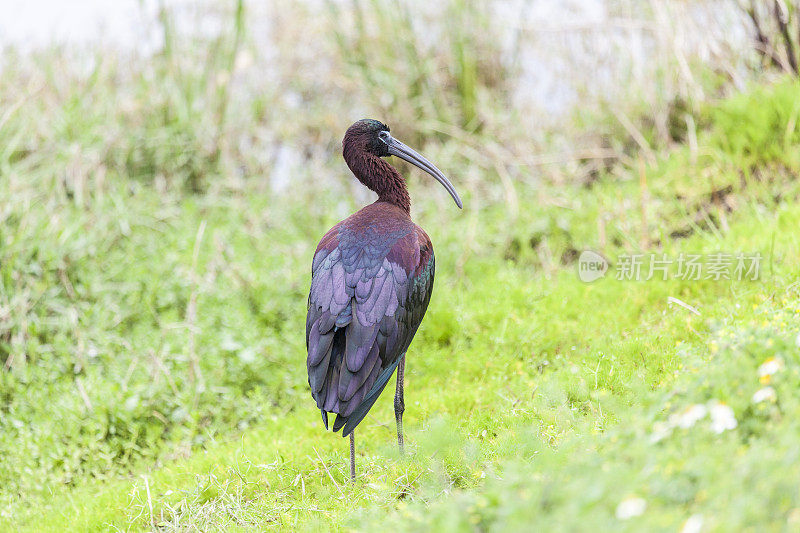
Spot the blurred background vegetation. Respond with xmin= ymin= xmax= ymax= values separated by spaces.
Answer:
xmin=3 ymin=0 xmax=800 ymax=530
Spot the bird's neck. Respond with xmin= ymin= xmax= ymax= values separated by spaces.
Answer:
xmin=344 ymin=150 xmax=411 ymax=214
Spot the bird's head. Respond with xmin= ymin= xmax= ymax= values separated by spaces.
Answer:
xmin=343 ymin=119 xmax=462 ymax=209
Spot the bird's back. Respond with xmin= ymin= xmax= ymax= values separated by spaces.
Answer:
xmin=306 ymin=201 xmax=435 ymax=436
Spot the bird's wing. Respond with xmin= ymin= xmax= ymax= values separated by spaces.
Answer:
xmin=306 ymin=225 xmax=435 ymax=435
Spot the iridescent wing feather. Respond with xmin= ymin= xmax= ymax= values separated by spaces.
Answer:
xmin=306 ymin=223 xmax=434 ymax=436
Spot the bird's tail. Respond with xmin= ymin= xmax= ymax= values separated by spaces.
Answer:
xmin=335 ymin=354 xmax=404 ymax=437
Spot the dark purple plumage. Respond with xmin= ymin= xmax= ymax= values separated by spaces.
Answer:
xmin=342 ymin=120 xmax=411 ymax=213
xmin=306 ymin=202 xmax=434 ymax=436
xmin=306 ymin=119 xmax=460 ymax=463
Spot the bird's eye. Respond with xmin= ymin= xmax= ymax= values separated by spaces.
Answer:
xmin=379 ymin=131 xmax=390 ymax=141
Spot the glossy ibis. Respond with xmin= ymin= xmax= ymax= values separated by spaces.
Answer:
xmin=306 ymin=119 xmax=462 ymax=481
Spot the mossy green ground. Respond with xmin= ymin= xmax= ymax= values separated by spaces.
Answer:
xmin=3 ymin=62 xmax=800 ymax=531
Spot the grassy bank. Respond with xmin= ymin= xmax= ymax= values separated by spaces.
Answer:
xmin=2 ymin=65 xmax=800 ymax=529
xmin=2 ymin=0 xmax=800 ymax=527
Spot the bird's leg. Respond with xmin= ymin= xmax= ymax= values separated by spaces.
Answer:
xmin=349 ymin=431 xmax=356 ymax=482
xmin=394 ymin=354 xmax=406 ymax=455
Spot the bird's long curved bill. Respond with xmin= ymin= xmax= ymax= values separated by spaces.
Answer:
xmin=387 ymin=138 xmax=463 ymax=209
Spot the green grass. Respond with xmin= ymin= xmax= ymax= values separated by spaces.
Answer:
xmin=6 ymin=193 xmax=799 ymax=531
xmin=4 ymin=9 xmax=800 ymax=530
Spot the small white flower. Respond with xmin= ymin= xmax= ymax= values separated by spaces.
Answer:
xmin=708 ymin=402 xmax=737 ymax=433
xmin=680 ymin=514 xmax=704 ymax=533
xmin=669 ymin=404 xmax=707 ymax=429
xmin=752 ymin=386 xmax=777 ymax=404
xmin=234 ymin=50 xmax=254 ymax=72
xmin=616 ymin=497 xmax=646 ymax=520
xmin=758 ymin=357 xmax=784 ymax=378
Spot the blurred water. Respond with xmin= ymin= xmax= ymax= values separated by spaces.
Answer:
xmin=0 ymin=0 xmax=163 ymax=51
xmin=1 ymin=0 xmax=746 ymax=117
xmin=0 ymin=0 xmax=747 ymax=192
